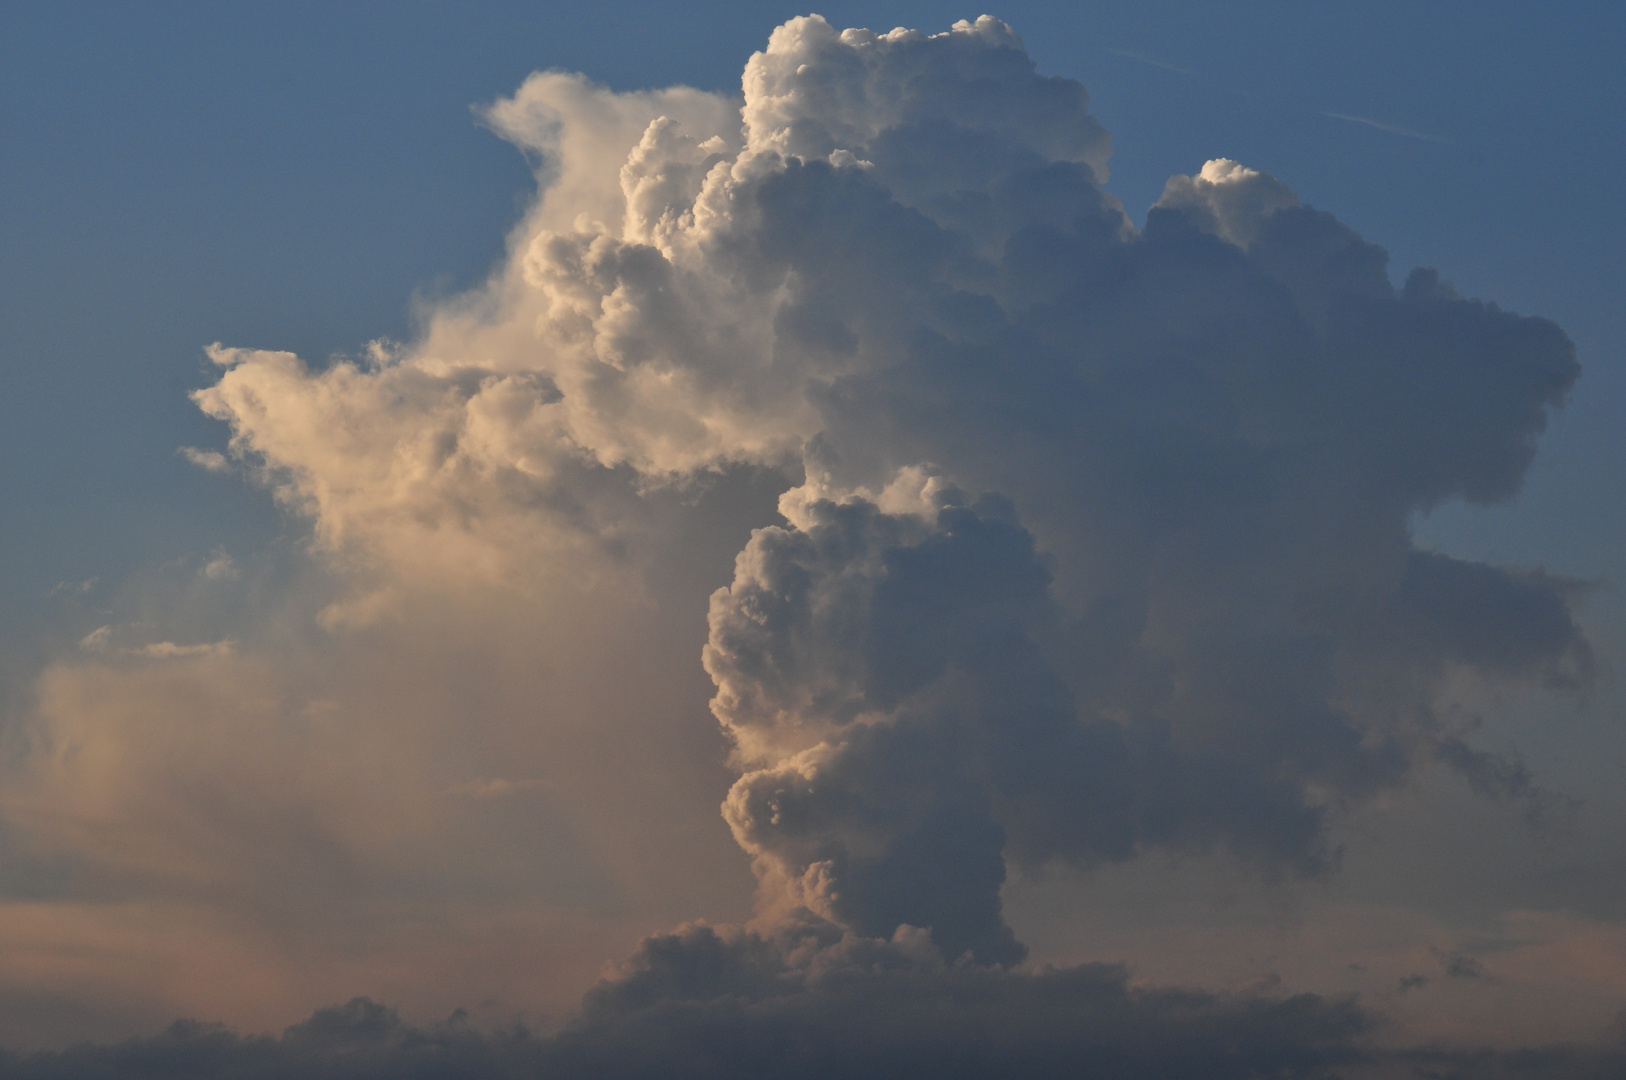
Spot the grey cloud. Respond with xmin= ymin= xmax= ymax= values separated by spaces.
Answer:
xmin=1391 ymin=1048 xmax=1626 ymax=1080
xmin=6 ymin=927 xmax=1622 ymax=1079
xmin=2 ymin=927 xmax=1372 ymax=1080
xmin=681 ymin=23 xmax=1584 ymax=958
xmin=182 ymin=3 xmax=1588 ymax=976
xmin=1435 ymin=949 xmax=1488 ymax=981
xmin=150 ymin=10 xmax=1602 ymax=1061
xmin=699 ymin=110 xmax=1583 ymax=945
xmin=708 ymin=490 xmax=1348 ymax=962
xmin=563 ymin=923 xmax=1375 ymax=1079
xmin=1393 ymin=553 xmax=1591 ymax=686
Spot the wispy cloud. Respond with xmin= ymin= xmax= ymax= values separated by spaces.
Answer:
xmin=78 ymin=625 xmax=112 ymax=651
xmin=1323 ymin=110 xmax=1459 ymax=147
xmin=179 ymin=446 xmax=232 ymax=472
xmin=131 ymin=640 xmax=236 ymax=660
xmin=1107 ymin=48 xmax=1461 ymax=151
xmin=1106 ymin=47 xmax=1194 ymax=76
xmin=76 ymin=625 xmax=235 ymax=659
xmin=201 ymin=550 xmax=238 ymax=581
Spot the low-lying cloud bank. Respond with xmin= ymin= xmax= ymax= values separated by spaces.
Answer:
xmin=5 ymin=926 xmax=1622 ymax=1079
xmin=1 ymin=10 xmax=1610 ymax=1073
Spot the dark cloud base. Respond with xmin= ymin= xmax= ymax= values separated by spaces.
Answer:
xmin=4 ymin=925 xmax=1621 ymax=1080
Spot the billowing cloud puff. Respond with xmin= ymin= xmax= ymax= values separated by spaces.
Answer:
xmin=189 ymin=14 xmax=1586 ymax=968
xmin=5 ymin=11 xmax=1601 ymax=1066
xmin=707 ymin=483 xmax=1352 ymax=964
xmin=191 ymin=16 xmax=1128 ymax=561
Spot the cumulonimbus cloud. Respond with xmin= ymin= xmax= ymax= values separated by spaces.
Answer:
xmin=10 ymin=13 xmax=1594 ymax=1071
xmin=193 ymin=14 xmax=1586 ymax=964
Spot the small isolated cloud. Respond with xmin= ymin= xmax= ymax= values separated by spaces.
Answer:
xmin=201 ymin=550 xmax=238 ymax=580
xmin=74 ymin=626 xmax=237 ymax=660
xmin=178 ymin=446 xmax=232 ymax=473
xmin=1435 ymin=947 xmax=1489 ymax=981
xmin=48 ymin=577 xmax=98 ymax=598
xmin=130 ymin=640 xmax=235 ymax=661
xmin=77 ymin=625 xmax=112 ymax=652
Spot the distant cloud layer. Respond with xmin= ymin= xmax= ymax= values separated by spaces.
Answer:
xmin=1 ymin=14 xmax=1605 ymax=1075
xmin=5 ymin=926 xmax=1622 ymax=1079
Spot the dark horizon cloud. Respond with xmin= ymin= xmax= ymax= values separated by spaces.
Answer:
xmin=5 ymin=926 xmax=1623 ymax=1080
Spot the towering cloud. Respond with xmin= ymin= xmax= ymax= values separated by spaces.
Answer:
xmin=203 ymin=14 xmax=1584 ymax=961
xmin=7 ymin=13 xmax=1600 ymax=1072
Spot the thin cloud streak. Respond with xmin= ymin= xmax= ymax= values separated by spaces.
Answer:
xmin=1106 ymin=43 xmax=1463 ymax=152
xmin=1106 ymin=46 xmax=1195 ymax=76
xmin=1324 ymin=110 xmax=1461 ymax=147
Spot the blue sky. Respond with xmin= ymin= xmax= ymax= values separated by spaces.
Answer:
xmin=1 ymin=3 xmax=1624 ymax=1072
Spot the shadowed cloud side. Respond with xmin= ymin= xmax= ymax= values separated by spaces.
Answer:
xmin=4 ymin=927 xmax=1623 ymax=1079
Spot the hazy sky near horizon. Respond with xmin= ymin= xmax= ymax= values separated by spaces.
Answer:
xmin=2 ymin=4 xmax=1625 ymax=1077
